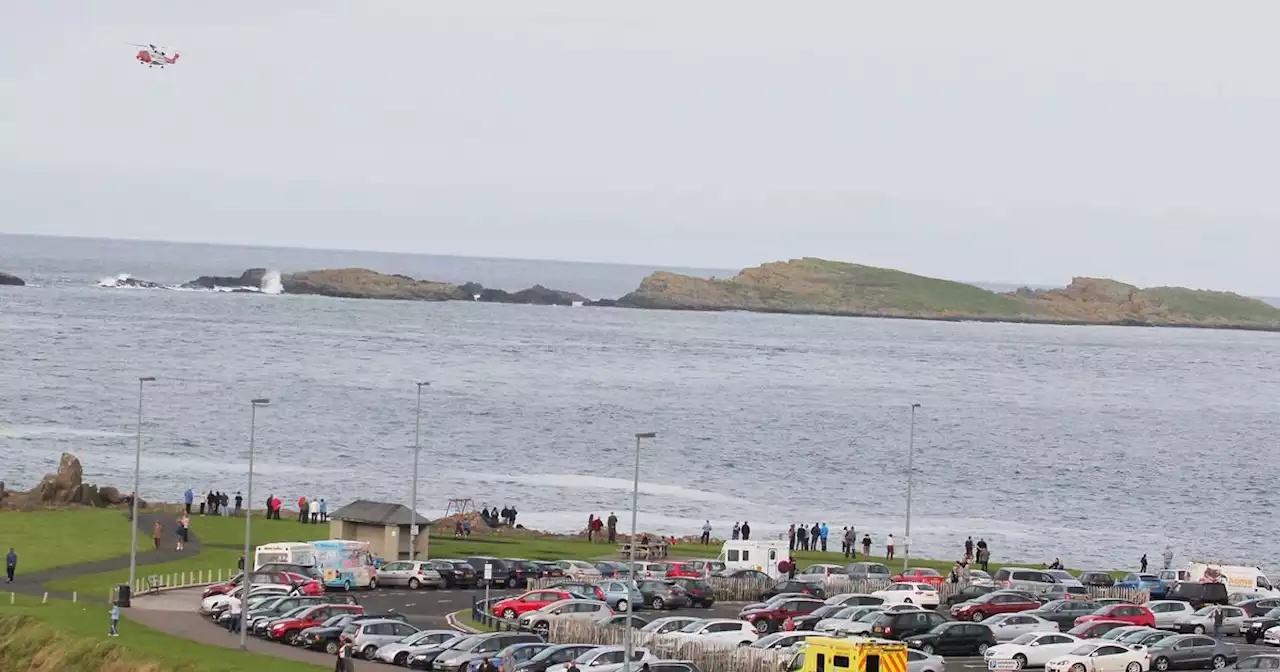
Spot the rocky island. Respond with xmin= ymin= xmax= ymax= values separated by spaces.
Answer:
xmin=614 ymin=257 xmax=1280 ymax=331
xmin=0 ymin=271 xmax=25 ymax=286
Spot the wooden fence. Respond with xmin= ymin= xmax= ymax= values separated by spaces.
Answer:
xmin=546 ymin=620 xmax=789 ymax=672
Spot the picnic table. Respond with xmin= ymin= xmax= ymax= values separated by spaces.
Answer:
xmin=617 ymin=541 xmax=670 ymax=559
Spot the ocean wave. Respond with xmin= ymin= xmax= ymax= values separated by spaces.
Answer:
xmin=446 ymin=471 xmax=752 ymax=505
xmin=0 ymin=425 xmax=134 ymax=439
xmin=95 ymin=270 xmax=283 ymax=294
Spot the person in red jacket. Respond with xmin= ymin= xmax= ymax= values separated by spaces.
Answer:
xmin=297 ymin=496 xmax=308 ymax=523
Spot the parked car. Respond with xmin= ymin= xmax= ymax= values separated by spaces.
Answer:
xmin=763 ymin=579 xmax=827 ymax=600
xmin=893 ymin=568 xmax=945 ymax=587
xmin=1241 ymin=607 xmax=1280 ymax=643
xmin=1044 ymin=642 xmax=1148 ymax=672
xmin=985 ymin=632 xmax=1085 ymax=670
xmin=554 ymin=560 xmax=603 ymax=581
xmin=547 ymin=581 xmax=606 ymax=602
xmin=598 ymin=580 xmax=641 ymax=611
xmin=670 ymin=578 xmax=716 ymax=608
xmin=800 ymin=564 xmax=849 ymax=579
xmin=432 ymin=632 xmax=545 ymax=671
xmin=1046 ymin=570 xmax=1084 ymax=588
xmin=640 ymin=617 xmax=703 ymax=642
xmin=372 ymin=630 xmax=461 ymax=667
xmin=718 ymin=568 xmax=773 ymax=582
xmin=1067 ymin=620 xmax=1132 ymax=640
xmin=295 ymin=613 xmax=408 ymax=654
xmin=202 ymin=571 xmax=308 ymax=598
xmin=503 ymin=558 xmax=542 ymax=586
xmin=544 ymin=645 xmax=651 ymax=672
xmin=1099 ymin=626 xmax=1156 ymax=643
xmin=427 ymin=559 xmax=479 ymax=588
xmin=1114 ymin=573 xmax=1164 ymax=592
xmin=376 ymin=560 xmax=444 ymax=590
xmin=491 ymin=590 xmax=581 ymax=619
xmin=1166 ymin=582 xmax=1230 ymax=608
xmin=1032 ymin=600 xmax=1104 ymax=629
xmin=982 ymin=613 xmax=1061 ymax=641
xmin=994 ymin=568 xmax=1061 ymax=596
xmin=1045 ymin=584 xmax=1093 ymax=601
xmin=952 ymin=592 xmax=1043 ymax=622
xmin=905 ymin=621 xmax=997 ymax=656
xmin=531 ymin=561 xmax=566 ymax=579
xmin=465 ymin=557 xmax=522 ymax=588
xmin=814 ymin=606 xmax=885 ymax=634
xmin=948 ymin=585 xmax=999 ymax=607
xmin=508 ymin=644 xmax=599 ymax=672
xmin=665 ymin=618 xmax=760 ymax=648
xmin=257 ymin=562 xmax=324 ymax=581
xmin=1145 ymin=634 xmax=1238 ymax=671
xmin=666 ymin=560 xmax=725 ymax=578
xmin=873 ymin=583 xmax=940 ymax=607
xmin=751 ymin=631 xmax=823 ymax=650
xmin=341 ymin=618 xmax=420 ymax=659
xmin=1076 ymin=604 xmax=1155 ymax=628
xmin=635 ymin=580 xmax=689 ymax=610
xmin=1174 ymin=605 xmax=1246 ymax=635
xmin=1145 ymin=600 xmax=1197 ymax=629
xmin=596 ymin=561 xmax=630 ymax=578
xmin=470 ymin=642 xmax=554 ymax=672
xmin=971 ymin=570 xmax=997 ymax=588
xmin=786 ymin=605 xmax=849 ymax=632
xmin=822 ymin=607 xmax=892 ymax=636
xmin=517 ymin=599 xmax=613 ymax=635
xmin=598 ymin=614 xmax=650 ymax=629
xmin=1122 ymin=629 xmax=1176 ymax=648
xmin=1079 ymin=572 xmax=1116 ymax=588
xmin=742 ymin=598 xmax=826 ymax=634
xmin=870 ymin=610 xmax=950 ymax=641
xmin=845 ymin=562 xmax=893 ymax=583
xmin=826 ymin=593 xmax=885 ymax=607
xmin=200 ymin=584 xmax=291 ymax=616
xmin=266 ymin=603 xmax=363 ymax=644
xmin=1237 ymin=598 xmax=1280 ymax=617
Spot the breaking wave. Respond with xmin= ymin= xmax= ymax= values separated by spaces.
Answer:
xmin=95 ymin=270 xmax=284 ymax=294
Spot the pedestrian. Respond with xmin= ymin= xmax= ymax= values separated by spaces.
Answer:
xmin=226 ymin=593 xmax=242 ymax=633
xmin=238 ymin=554 xmax=245 ymax=571
xmin=265 ymin=494 xmax=274 ymax=520
xmin=5 ymin=547 xmax=16 ymax=583
xmin=862 ymin=534 xmax=871 ymax=558
xmin=820 ymin=522 xmax=829 ymax=552
xmin=319 ymin=499 xmax=327 ymax=522
xmin=886 ymin=534 xmax=896 ymax=560
xmin=297 ymin=495 xmax=308 ymax=523
xmin=462 ymin=518 xmax=471 ymax=536
xmin=587 ymin=514 xmax=595 ymax=542
xmin=272 ymin=496 xmax=281 ymax=520
xmin=788 ymin=524 xmax=796 ymax=551
xmin=221 ymin=492 xmax=229 ymax=516
xmin=109 ymin=602 xmax=120 ymax=636
xmin=311 ymin=498 xmax=319 ymax=524
xmin=509 ymin=506 xmax=518 ymax=525
xmin=152 ymin=520 xmax=161 ymax=550
xmin=198 ymin=491 xmax=207 ymax=515
xmin=964 ymin=536 xmax=974 ymax=562
xmin=1213 ymin=605 xmax=1225 ymax=639
xmin=183 ymin=487 xmax=193 ymax=515
xmin=741 ymin=521 xmax=751 ymax=541
xmin=176 ymin=513 xmax=189 ymax=551
xmin=234 ymin=491 xmax=243 ymax=515
xmin=1140 ymin=554 xmax=1148 ymax=573
xmin=977 ymin=539 xmax=991 ymax=572
xmin=796 ymin=524 xmax=808 ymax=552
xmin=1162 ymin=546 xmax=1174 ymax=570
xmin=700 ymin=520 xmax=712 ymax=545
xmin=607 ymin=512 xmax=618 ymax=544
xmin=732 ymin=522 xmax=741 ymax=540
xmin=478 ymin=658 xmax=498 ymax=672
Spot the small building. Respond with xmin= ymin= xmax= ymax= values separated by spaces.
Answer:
xmin=327 ymin=500 xmax=431 ymax=561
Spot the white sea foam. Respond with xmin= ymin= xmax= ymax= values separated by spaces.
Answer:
xmin=447 ymin=471 xmax=750 ymax=505
xmin=260 ymin=270 xmax=283 ymax=294
xmin=0 ymin=425 xmax=133 ymax=439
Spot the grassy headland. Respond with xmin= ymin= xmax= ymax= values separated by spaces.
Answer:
xmin=0 ymin=509 xmax=151 ymax=573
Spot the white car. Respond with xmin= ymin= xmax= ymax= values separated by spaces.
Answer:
xmin=987 ymin=633 xmax=1085 ymax=669
xmin=546 ymin=646 xmax=651 ymax=672
xmin=1045 ymin=642 xmax=1148 ymax=672
xmin=825 ymin=593 xmax=885 ymax=607
xmin=971 ymin=570 xmax=997 ymax=588
xmin=664 ymin=618 xmax=759 ymax=648
xmin=635 ymin=562 xmax=669 ymax=579
xmin=640 ymin=616 xmax=703 ymax=644
xmin=1145 ymin=601 xmax=1196 ymax=630
xmin=872 ymin=583 xmax=941 ymax=608
xmin=555 ymin=560 xmax=603 ymax=581
xmin=518 ymin=599 xmax=613 ymax=634
xmin=983 ymin=613 xmax=1061 ymax=641
xmin=908 ymin=648 xmax=947 ymax=672
xmin=1047 ymin=570 xmax=1084 ymax=588
xmin=1263 ymin=625 xmax=1280 ymax=646
xmin=829 ymin=608 xmax=892 ymax=635
xmin=372 ymin=630 xmax=460 ymax=666
xmin=816 ymin=606 xmax=886 ymax=634
xmin=750 ymin=631 xmax=821 ymax=650
xmin=199 ymin=585 xmax=289 ymax=615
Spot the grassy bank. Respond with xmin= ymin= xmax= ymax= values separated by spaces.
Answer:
xmin=0 ymin=598 xmax=323 ymax=672
xmin=47 ymin=548 xmax=242 ymax=598
xmin=0 ymin=509 xmax=150 ymax=573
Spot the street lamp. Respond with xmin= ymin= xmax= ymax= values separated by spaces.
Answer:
xmin=903 ymin=403 xmax=921 ymax=571
xmin=126 ymin=376 xmax=155 ymax=600
xmin=410 ymin=381 xmax=429 ymax=562
xmin=239 ymin=397 xmax=269 ymax=650
xmin=625 ymin=431 xmax=657 ymax=665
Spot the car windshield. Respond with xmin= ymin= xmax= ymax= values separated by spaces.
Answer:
xmin=452 ymin=635 xmax=489 ymax=652
xmin=1010 ymin=634 xmax=1038 ymax=645
xmin=1193 ymin=607 xmax=1217 ymax=616
xmin=752 ymin=633 xmax=787 ymax=648
xmin=858 ymin=611 xmax=883 ymax=623
xmin=1068 ymin=645 xmax=1099 ymax=656
xmin=832 ymin=607 xmax=862 ymax=619
xmin=1265 ymin=609 xmax=1280 ymax=619
xmin=1149 ymin=637 xmax=1179 ymax=649
xmin=678 ymin=620 xmax=710 ymax=634
xmin=641 ymin=619 xmax=682 ymax=633
xmin=278 ymin=606 xmax=310 ymax=618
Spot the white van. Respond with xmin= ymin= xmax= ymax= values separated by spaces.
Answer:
xmin=717 ymin=540 xmax=791 ymax=579
xmin=254 ymin=542 xmax=317 ymax=570
xmin=1186 ymin=562 xmax=1278 ymax=594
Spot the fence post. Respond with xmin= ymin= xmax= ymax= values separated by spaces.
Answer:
xmin=41 ymin=592 xmax=48 ymax=604
xmin=9 ymin=592 xmax=13 ymax=604
xmin=72 ymin=592 xmax=77 ymax=603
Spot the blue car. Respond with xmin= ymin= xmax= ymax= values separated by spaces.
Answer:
xmin=1115 ymin=572 xmax=1165 ymax=592
xmin=468 ymin=642 xmax=552 ymax=671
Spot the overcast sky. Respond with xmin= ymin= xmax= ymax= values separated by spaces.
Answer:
xmin=3 ymin=1 xmax=1278 ymax=293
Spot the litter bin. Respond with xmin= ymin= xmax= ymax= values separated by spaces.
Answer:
xmin=116 ymin=583 xmax=131 ymax=608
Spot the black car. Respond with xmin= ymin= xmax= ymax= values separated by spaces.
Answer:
xmin=788 ymin=604 xmax=849 ymax=631
xmin=670 ymin=578 xmax=716 ymax=608
xmin=763 ymin=579 xmax=826 ymax=600
xmin=1167 ymin=581 xmax=1229 ymax=608
xmin=427 ymin=559 xmax=478 ymax=588
xmin=1030 ymin=599 xmax=1103 ymax=629
xmin=1242 ymin=607 xmax=1280 ymax=643
xmin=295 ymin=613 xmax=408 ymax=654
xmin=1238 ymin=598 xmax=1280 ymax=617
xmin=511 ymin=644 xmax=600 ymax=672
xmin=904 ymin=621 xmax=997 ymax=656
xmin=502 ymin=558 xmax=540 ymax=588
xmin=1080 ymin=571 xmax=1116 ymax=588
xmin=718 ymin=569 xmax=773 ymax=582
xmin=870 ymin=610 xmax=949 ymax=640
xmin=465 ymin=557 xmax=521 ymax=588
xmin=531 ymin=561 xmax=565 ymax=578
xmin=946 ymin=585 xmax=997 ymax=607
xmin=409 ymin=632 xmax=540 ymax=670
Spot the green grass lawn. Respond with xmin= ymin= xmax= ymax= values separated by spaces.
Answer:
xmin=0 ymin=508 xmax=151 ymax=573
xmin=47 ymin=548 xmax=244 ymax=599
xmin=1 ymin=596 xmax=324 ymax=671
xmin=165 ymin=511 xmax=324 ymax=548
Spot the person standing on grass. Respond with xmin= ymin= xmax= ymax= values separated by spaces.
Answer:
xmin=886 ymin=534 xmax=896 ymax=560
xmin=234 ymin=491 xmax=243 ymax=515
xmin=319 ymin=499 xmax=327 ymax=522
xmin=183 ymin=487 xmax=193 ymax=515
xmin=5 ymin=548 xmax=15 ymax=583
xmin=820 ymin=523 xmax=829 ymax=552
xmin=741 ymin=521 xmax=751 ymax=540
xmin=607 ymin=512 xmax=618 ymax=544
xmin=152 ymin=521 xmax=161 ymax=549
xmin=788 ymin=524 xmax=796 ymax=551
xmin=176 ymin=513 xmax=189 ymax=551
xmin=862 ymin=534 xmax=872 ymax=558
xmin=109 ymin=602 xmax=120 ymax=636
xmin=700 ymin=520 xmax=712 ymax=545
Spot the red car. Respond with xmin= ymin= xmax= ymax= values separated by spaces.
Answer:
xmin=1074 ymin=604 xmax=1154 ymax=628
xmin=739 ymin=597 xmax=825 ymax=634
xmin=491 ymin=590 xmax=578 ymax=619
xmin=201 ymin=571 xmax=301 ymax=598
xmin=665 ymin=560 xmax=724 ymax=579
xmin=950 ymin=591 xmax=1041 ymax=621
xmin=280 ymin=572 xmax=325 ymax=596
xmin=267 ymin=604 xmax=363 ymax=644
xmin=1067 ymin=620 xmax=1132 ymax=639
xmin=892 ymin=568 xmax=945 ymax=587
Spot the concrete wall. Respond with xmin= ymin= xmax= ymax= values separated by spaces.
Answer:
xmin=326 ymin=520 xmax=428 ymax=560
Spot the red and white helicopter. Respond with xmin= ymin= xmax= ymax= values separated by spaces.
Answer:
xmin=129 ymin=43 xmax=180 ymax=68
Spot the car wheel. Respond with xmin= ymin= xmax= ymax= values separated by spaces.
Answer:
xmin=971 ymin=610 xmax=985 ymax=622
xmin=284 ymin=630 xmax=298 ymax=645
xmin=1212 ymin=656 xmax=1227 ymax=669
xmin=652 ymin=597 xmax=665 ymax=610
xmin=343 ymin=580 xmax=352 ymax=592
xmin=904 ymin=598 xmax=913 ymax=604
xmin=616 ymin=599 xmax=629 ymax=612
xmin=1194 ymin=625 xmax=1206 ymax=634
xmin=1013 ymin=654 xmax=1028 ymax=669
xmin=738 ymin=641 xmax=751 ymax=647
xmin=755 ymin=620 xmax=775 ymax=634
xmin=408 ymin=578 xmax=420 ymax=590
xmin=1071 ymin=664 xmax=1086 ymax=672
xmin=534 ymin=621 xmax=549 ymax=635
xmin=325 ymin=641 xmax=339 ymax=655
xmin=362 ymin=645 xmax=378 ymax=659
xmin=394 ymin=652 xmax=408 ymax=665
xmin=922 ymin=644 xmax=934 ymax=655
xmin=978 ymin=643 xmax=990 ymax=655
xmin=368 ymin=577 xmax=378 ymax=590
xmin=1126 ymin=663 xmax=1142 ymax=672
xmin=503 ymin=608 xmax=517 ymax=619
xmin=1154 ymin=657 xmax=1171 ymax=671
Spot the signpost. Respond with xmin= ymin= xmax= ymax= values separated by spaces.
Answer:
xmin=484 ymin=563 xmax=493 ymax=614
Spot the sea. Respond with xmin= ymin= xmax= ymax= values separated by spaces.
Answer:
xmin=2 ymin=232 xmax=1278 ymax=571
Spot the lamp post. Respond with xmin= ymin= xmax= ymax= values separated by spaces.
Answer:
xmin=239 ymin=398 xmax=270 ymax=650
xmin=903 ymin=403 xmax=921 ymax=571
xmin=410 ymin=381 xmax=429 ymax=562
xmin=126 ymin=376 xmax=156 ymax=601
xmin=625 ymin=431 xmax=656 ymax=666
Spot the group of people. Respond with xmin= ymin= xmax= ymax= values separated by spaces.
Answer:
xmin=1139 ymin=547 xmax=1177 ymax=572
xmin=730 ymin=521 xmax=752 ymax=540
xmin=962 ymin=536 xmax=993 ymax=571
xmin=789 ymin=522 xmax=835 ymax=552
xmin=479 ymin=505 xmax=520 ymax=528
xmin=293 ymin=496 xmax=328 ymax=523
xmin=586 ymin=513 xmax=617 ymax=543
xmin=183 ymin=488 xmax=242 ymax=516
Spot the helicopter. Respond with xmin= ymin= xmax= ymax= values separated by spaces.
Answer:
xmin=129 ymin=43 xmax=180 ymax=68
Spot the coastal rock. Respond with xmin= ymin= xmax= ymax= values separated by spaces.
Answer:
xmin=35 ymin=453 xmax=85 ymax=505
xmin=0 ymin=272 xmax=24 ymax=286
xmin=1 ymin=453 xmax=146 ymax=511
xmin=476 ymin=285 xmax=584 ymax=306
xmin=281 ymin=268 xmax=470 ymax=301
xmin=183 ymin=268 xmax=269 ymax=290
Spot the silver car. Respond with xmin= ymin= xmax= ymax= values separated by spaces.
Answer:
xmin=1147 ymin=600 xmax=1197 ymax=629
xmin=518 ymin=599 xmax=613 ymax=635
xmin=599 ymin=579 xmax=644 ymax=612
xmin=343 ymin=618 xmax=421 ymax=659
xmin=1175 ymin=606 xmax=1247 ymax=635
xmin=376 ymin=560 xmax=444 ymax=590
xmin=373 ymin=629 xmax=461 ymax=667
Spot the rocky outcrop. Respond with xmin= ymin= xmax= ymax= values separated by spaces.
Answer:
xmin=281 ymin=268 xmax=471 ymax=301
xmin=0 ymin=272 xmax=24 ymax=286
xmin=183 ymin=268 xmax=269 ymax=290
xmin=478 ymin=284 xmax=587 ymax=306
xmin=0 ymin=453 xmax=145 ymax=510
